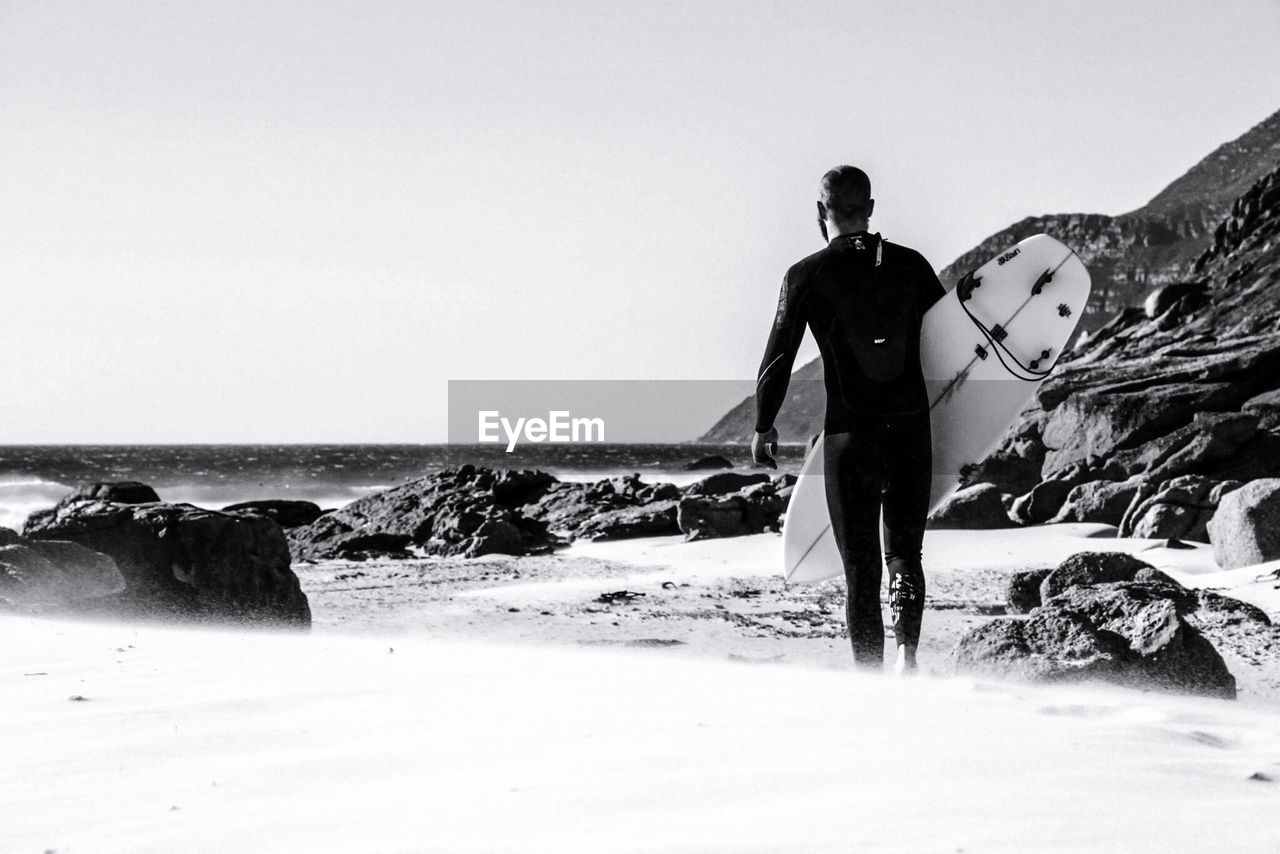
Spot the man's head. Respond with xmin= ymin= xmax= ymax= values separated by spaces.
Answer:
xmin=817 ymin=165 xmax=874 ymax=240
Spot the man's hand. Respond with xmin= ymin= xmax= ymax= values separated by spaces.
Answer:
xmin=752 ymin=427 xmax=779 ymax=469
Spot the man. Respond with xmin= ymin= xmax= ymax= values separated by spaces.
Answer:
xmin=752 ymin=166 xmax=946 ymax=674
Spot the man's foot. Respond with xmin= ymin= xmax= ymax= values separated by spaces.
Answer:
xmin=893 ymin=644 xmax=918 ymax=677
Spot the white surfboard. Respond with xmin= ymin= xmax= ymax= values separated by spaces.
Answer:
xmin=781 ymin=233 xmax=1092 ymax=583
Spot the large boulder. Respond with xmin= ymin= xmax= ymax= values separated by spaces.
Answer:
xmin=1118 ymin=475 xmax=1242 ymax=541
xmin=1207 ymin=478 xmax=1280 ymax=569
xmin=952 ymin=580 xmax=1236 ymax=699
xmin=223 ymin=500 xmax=326 ymax=529
xmin=926 ymin=484 xmax=1013 ymax=529
xmin=1039 ymin=382 xmax=1249 ymax=477
xmin=0 ymin=537 xmax=125 ymax=609
xmin=1009 ymin=465 xmax=1091 ymax=525
xmin=59 ymin=481 xmax=161 ymax=506
xmin=1039 ymin=551 xmax=1162 ymax=602
xmin=684 ymin=455 xmax=734 ymax=471
xmin=24 ymin=496 xmax=310 ymax=626
xmin=1047 ymin=476 xmax=1143 ymax=525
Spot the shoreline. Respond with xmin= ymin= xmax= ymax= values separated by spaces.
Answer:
xmin=293 ymin=524 xmax=1280 ymax=710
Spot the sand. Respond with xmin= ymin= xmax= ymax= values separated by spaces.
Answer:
xmin=5 ymin=524 xmax=1280 ymax=852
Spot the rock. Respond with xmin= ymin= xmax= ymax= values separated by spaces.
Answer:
xmin=465 ymin=519 xmax=526 ymax=557
xmin=0 ymin=527 xmax=21 ymax=546
xmin=771 ymin=473 xmax=799 ymax=490
xmin=926 ymin=484 xmax=1013 ymax=529
xmin=522 ymin=476 xmax=683 ymax=541
xmin=23 ymin=499 xmax=309 ymax=625
xmin=1039 ymin=551 xmax=1161 ymax=602
xmin=951 ymin=609 xmax=1134 ymax=685
xmin=289 ymin=466 xmax=563 ymax=560
xmin=63 ymin=481 xmax=162 ymax=506
xmin=959 ymin=450 xmax=1044 ymax=499
xmin=1010 ymin=465 xmax=1090 ymax=524
xmin=1006 ymin=568 xmax=1052 ymax=614
xmin=1144 ymin=281 xmax=1209 ymax=320
xmin=0 ymin=539 xmax=125 ymax=609
xmin=684 ymin=455 xmax=734 ymax=471
xmin=1040 ymin=382 xmax=1250 ymax=477
xmin=1048 ymin=477 xmax=1142 ymax=525
xmin=1242 ymin=389 xmax=1280 ymax=429
xmin=637 ymin=482 xmax=681 ymax=502
xmin=1207 ymin=478 xmax=1280 ymax=569
xmin=952 ymin=580 xmax=1236 ymax=699
xmin=575 ymin=502 xmax=679 ymax=541
xmin=1119 ymin=475 xmax=1242 ymax=542
xmin=222 ymin=500 xmax=325 ymax=529
xmin=683 ymin=472 xmax=771 ymax=497
xmin=677 ymin=495 xmax=750 ymax=540
xmin=1192 ymin=589 xmax=1273 ymax=634
xmin=740 ymin=482 xmax=788 ymax=533
xmin=676 ymin=481 xmax=785 ymax=541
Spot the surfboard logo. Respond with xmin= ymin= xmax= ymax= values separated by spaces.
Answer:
xmin=996 ymin=248 xmax=1021 ymax=266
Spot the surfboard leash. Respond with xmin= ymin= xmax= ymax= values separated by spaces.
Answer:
xmin=953 ymin=253 xmax=1076 ymax=382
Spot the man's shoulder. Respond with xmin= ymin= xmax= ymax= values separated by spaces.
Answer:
xmin=785 ymin=245 xmax=834 ymax=280
xmin=880 ymin=239 xmax=931 ymax=269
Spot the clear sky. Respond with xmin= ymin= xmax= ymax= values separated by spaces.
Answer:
xmin=3 ymin=0 xmax=1279 ymax=442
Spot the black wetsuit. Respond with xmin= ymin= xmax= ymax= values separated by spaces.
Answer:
xmin=755 ymin=231 xmax=946 ymax=667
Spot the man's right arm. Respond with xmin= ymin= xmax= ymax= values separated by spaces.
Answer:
xmin=754 ymin=267 xmax=806 ymax=435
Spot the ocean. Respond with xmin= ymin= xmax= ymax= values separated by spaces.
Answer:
xmin=0 ymin=443 xmax=808 ymax=532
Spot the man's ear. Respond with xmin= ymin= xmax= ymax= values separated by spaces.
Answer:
xmin=866 ymin=198 xmax=875 ymax=218
xmin=816 ymin=201 xmax=828 ymax=220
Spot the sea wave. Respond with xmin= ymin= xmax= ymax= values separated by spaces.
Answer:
xmin=0 ymin=477 xmax=74 ymax=532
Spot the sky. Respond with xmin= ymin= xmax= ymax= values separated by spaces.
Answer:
xmin=3 ymin=0 xmax=1279 ymax=443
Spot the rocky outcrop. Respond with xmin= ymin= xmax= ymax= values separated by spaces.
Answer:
xmin=287 ymin=466 xmax=798 ymax=558
xmin=223 ymin=500 xmax=326 ymax=529
xmin=949 ymin=159 xmax=1280 ymax=540
xmin=0 ymin=528 xmax=125 ymax=611
xmin=926 ymin=483 xmax=1013 ymax=529
xmin=23 ymin=491 xmax=309 ymax=626
xmin=957 ymin=552 xmax=1237 ymax=698
xmin=1207 ymin=478 xmax=1280 ymax=569
xmin=290 ymin=467 xmax=563 ymax=560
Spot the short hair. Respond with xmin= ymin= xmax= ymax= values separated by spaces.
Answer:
xmin=820 ymin=166 xmax=872 ymax=220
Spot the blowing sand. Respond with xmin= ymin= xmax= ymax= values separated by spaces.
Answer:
xmin=5 ymin=524 xmax=1280 ymax=852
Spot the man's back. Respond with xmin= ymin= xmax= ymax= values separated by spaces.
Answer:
xmin=755 ymin=230 xmax=946 ymax=430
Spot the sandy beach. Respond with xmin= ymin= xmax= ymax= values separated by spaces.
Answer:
xmin=6 ymin=524 xmax=1280 ymax=852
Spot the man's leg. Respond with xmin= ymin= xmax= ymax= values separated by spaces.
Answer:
xmin=881 ymin=409 xmax=932 ymax=669
xmin=822 ymin=425 xmax=887 ymax=670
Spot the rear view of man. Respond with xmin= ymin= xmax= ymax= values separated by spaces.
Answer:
xmin=752 ymin=166 xmax=946 ymax=674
